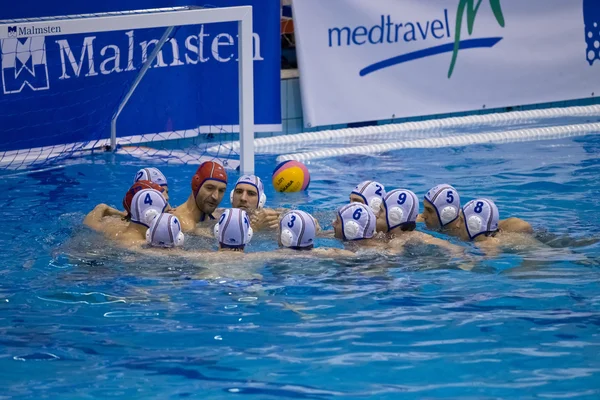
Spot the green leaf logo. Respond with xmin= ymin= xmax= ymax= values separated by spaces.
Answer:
xmin=448 ymin=0 xmax=506 ymax=78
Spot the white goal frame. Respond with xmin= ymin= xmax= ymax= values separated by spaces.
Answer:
xmin=0 ymin=6 xmax=255 ymax=174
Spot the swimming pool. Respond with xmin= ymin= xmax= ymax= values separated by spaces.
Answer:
xmin=1 ymin=132 xmax=600 ymax=399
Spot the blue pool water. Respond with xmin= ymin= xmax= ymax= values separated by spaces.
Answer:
xmin=1 ymin=134 xmax=600 ymax=399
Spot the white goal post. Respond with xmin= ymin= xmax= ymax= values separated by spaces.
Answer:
xmin=0 ymin=6 xmax=256 ymax=174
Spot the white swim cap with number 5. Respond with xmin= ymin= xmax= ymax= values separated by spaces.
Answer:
xmin=424 ymin=184 xmax=461 ymax=227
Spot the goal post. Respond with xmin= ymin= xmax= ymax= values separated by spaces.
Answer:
xmin=0 ymin=6 xmax=255 ymax=174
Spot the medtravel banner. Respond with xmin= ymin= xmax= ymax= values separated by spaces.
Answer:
xmin=0 ymin=0 xmax=281 ymax=152
xmin=293 ymin=0 xmax=600 ymax=128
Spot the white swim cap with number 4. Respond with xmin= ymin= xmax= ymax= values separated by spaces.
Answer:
xmin=131 ymin=188 xmax=168 ymax=227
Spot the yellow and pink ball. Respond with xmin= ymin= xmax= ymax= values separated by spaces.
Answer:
xmin=272 ymin=160 xmax=310 ymax=192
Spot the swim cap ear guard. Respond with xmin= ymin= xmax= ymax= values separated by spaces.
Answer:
xmin=466 ymin=215 xmax=484 ymax=237
xmin=280 ymin=228 xmax=294 ymax=247
xmin=369 ymin=197 xmax=383 ymax=214
xmin=439 ymin=206 xmax=459 ymax=225
xmin=343 ymin=220 xmax=362 ymax=240
xmin=144 ymin=209 xmax=160 ymax=226
xmin=387 ymin=206 xmax=404 ymax=228
xmin=174 ymin=231 xmax=185 ymax=247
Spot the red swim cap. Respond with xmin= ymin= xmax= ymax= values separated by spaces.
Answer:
xmin=191 ymin=161 xmax=228 ymax=197
xmin=123 ymin=180 xmax=164 ymax=214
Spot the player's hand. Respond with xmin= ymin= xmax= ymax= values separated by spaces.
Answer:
xmin=251 ymin=209 xmax=280 ymax=231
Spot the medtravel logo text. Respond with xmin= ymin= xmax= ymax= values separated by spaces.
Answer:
xmin=1 ymin=26 xmax=265 ymax=95
xmin=327 ymin=0 xmax=506 ymax=78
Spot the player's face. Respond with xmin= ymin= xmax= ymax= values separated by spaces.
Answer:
xmin=196 ymin=180 xmax=227 ymax=214
xmin=457 ymin=210 xmax=471 ymax=241
xmin=333 ymin=215 xmax=344 ymax=239
xmin=232 ymin=183 xmax=259 ymax=211
xmin=422 ymin=199 xmax=441 ymax=229
xmin=162 ymin=186 xmax=170 ymax=202
xmin=376 ymin=206 xmax=388 ymax=233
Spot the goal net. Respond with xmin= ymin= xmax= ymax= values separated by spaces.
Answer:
xmin=0 ymin=6 xmax=255 ymax=175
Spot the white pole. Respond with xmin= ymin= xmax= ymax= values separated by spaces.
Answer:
xmin=110 ymin=26 xmax=174 ymax=150
xmin=238 ymin=8 xmax=255 ymax=175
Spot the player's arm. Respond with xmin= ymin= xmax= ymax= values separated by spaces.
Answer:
xmin=417 ymin=232 xmax=466 ymax=257
xmin=193 ymin=225 xmax=216 ymax=238
xmin=474 ymin=237 xmax=502 ymax=257
xmin=499 ymin=217 xmax=533 ymax=234
xmin=311 ymin=247 xmax=355 ymax=257
xmin=83 ymin=204 xmax=115 ymax=231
